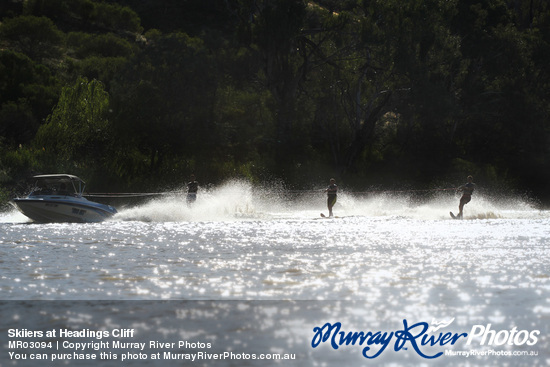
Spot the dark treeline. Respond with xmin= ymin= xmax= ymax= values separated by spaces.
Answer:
xmin=0 ymin=0 xmax=549 ymax=203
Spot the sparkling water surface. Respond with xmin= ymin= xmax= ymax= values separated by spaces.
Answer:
xmin=1 ymin=182 xmax=549 ymax=366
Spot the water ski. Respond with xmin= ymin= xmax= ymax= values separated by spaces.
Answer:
xmin=319 ymin=213 xmax=339 ymax=219
xmin=450 ymin=212 xmax=461 ymax=220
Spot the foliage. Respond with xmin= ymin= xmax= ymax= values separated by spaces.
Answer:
xmin=0 ymin=15 xmax=64 ymax=61
xmin=24 ymin=0 xmax=143 ymax=33
xmin=0 ymin=50 xmax=60 ymax=147
xmin=0 ymin=0 xmax=549 ymax=202
xmin=66 ymin=32 xmax=136 ymax=59
xmin=34 ymin=77 xmax=111 ymax=171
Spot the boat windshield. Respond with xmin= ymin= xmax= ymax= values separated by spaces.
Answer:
xmin=29 ymin=176 xmax=83 ymax=197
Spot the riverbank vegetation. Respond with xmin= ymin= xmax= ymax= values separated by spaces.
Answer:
xmin=1 ymin=0 xmax=549 ymax=203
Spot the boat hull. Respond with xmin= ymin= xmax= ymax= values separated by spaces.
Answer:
xmin=12 ymin=198 xmax=117 ymax=223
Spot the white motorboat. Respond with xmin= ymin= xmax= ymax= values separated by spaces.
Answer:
xmin=11 ymin=174 xmax=117 ymax=223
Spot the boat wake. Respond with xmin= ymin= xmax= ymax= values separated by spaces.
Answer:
xmin=2 ymin=179 xmax=546 ymax=223
xmin=113 ymin=180 xmax=284 ymax=222
xmin=112 ymin=180 xmax=545 ymax=222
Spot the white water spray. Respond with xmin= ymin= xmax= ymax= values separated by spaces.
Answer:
xmin=112 ymin=180 xmax=544 ymax=222
xmin=1 ymin=179 xmax=545 ymax=223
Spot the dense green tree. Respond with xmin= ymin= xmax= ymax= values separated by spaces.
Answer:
xmin=24 ymin=0 xmax=143 ymax=34
xmin=109 ymin=31 xmax=218 ymax=182
xmin=65 ymin=32 xmax=135 ymax=87
xmin=241 ymin=0 xmax=308 ymax=147
xmin=0 ymin=51 xmax=60 ymax=146
xmin=93 ymin=2 xmax=143 ymax=33
xmin=34 ymin=77 xmax=111 ymax=171
xmin=66 ymin=32 xmax=137 ymax=59
xmin=304 ymin=0 xmax=459 ymax=180
xmin=0 ymin=15 xmax=64 ymax=61
xmin=370 ymin=0 xmax=464 ymax=178
xmin=445 ymin=0 xmax=549 ymax=188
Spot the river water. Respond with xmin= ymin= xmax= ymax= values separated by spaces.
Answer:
xmin=1 ymin=181 xmax=549 ymax=366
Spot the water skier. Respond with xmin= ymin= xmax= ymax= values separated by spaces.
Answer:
xmin=454 ymin=175 xmax=475 ymax=219
xmin=186 ymin=174 xmax=198 ymax=205
xmin=322 ymin=178 xmax=338 ymax=218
